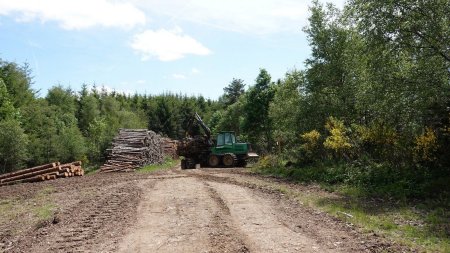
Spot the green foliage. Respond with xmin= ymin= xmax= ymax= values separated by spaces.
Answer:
xmin=222 ymin=78 xmax=246 ymax=106
xmin=86 ymin=117 xmax=110 ymax=163
xmin=250 ymin=0 xmax=450 ymax=201
xmin=208 ymin=110 xmax=223 ymax=135
xmin=46 ymin=86 xmax=77 ymax=115
xmin=0 ymin=79 xmax=17 ymax=120
xmin=269 ymin=71 xmax=304 ymax=154
xmin=57 ymin=125 xmax=86 ymax=164
xmin=243 ymin=69 xmax=275 ymax=152
xmin=21 ymin=100 xmax=61 ymax=165
xmin=0 ymin=60 xmax=34 ymax=108
xmin=78 ymin=94 xmax=100 ymax=134
xmin=0 ymin=119 xmax=28 ymax=173
xmin=215 ymin=96 xmax=245 ymax=136
xmin=349 ymin=0 xmax=450 ymax=64
xmin=154 ymin=98 xmax=177 ymax=138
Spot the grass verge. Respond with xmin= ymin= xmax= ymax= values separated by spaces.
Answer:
xmin=137 ymin=157 xmax=179 ymax=173
xmin=252 ymin=165 xmax=449 ymax=252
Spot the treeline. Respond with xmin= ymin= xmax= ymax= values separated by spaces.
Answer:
xmin=0 ymin=61 xmax=220 ymax=172
xmin=211 ymin=0 xmax=450 ymax=198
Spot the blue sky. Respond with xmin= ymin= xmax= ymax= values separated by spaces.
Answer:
xmin=0 ymin=0 xmax=344 ymax=99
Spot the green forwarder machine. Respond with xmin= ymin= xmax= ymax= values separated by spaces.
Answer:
xmin=177 ymin=113 xmax=258 ymax=169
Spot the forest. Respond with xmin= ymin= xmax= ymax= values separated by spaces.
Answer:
xmin=0 ymin=0 xmax=449 ymax=200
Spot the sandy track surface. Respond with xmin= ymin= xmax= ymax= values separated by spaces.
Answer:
xmin=1 ymin=167 xmax=405 ymax=252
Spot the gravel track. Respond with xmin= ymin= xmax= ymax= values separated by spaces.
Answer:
xmin=0 ymin=167 xmax=408 ymax=252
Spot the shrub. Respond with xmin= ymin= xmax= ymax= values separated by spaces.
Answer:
xmin=414 ymin=127 xmax=438 ymax=162
xmin=299 ymin=129 xmax=322 ymax=162
xmin=323 ymin=117 xmax=352 ymax=159
xmin=352 ymin=122 xmax=402 ymax=163
xmin=254 ymin=154 xmax=282 ymax=171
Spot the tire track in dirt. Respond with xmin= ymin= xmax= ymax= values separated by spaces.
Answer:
xmin=207 ymin=180 xmax=330 ymax=253
xmin=117 ymin=177 xmax=214 ymax=252
xmin=204 ymin=183 xmax=250 ymax=253
xmin=117 ymin=176 xmax=251 ymax=253
xmin=24 ymin=181 xmax=145 ymax=253
xmin=192 ymin=170 xmax=402 ymax=252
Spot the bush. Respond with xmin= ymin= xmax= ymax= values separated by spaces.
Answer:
xmin=323 ymin=117 xmax=352 ymax=159
xmin=300 ymin=129 xmax=322 ymax=162
xmin=254 ymin=154 xmax=283 ymax=171
xmin=414 ymin=127 xmax=438 ymax=162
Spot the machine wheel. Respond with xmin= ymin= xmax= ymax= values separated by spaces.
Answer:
xmin=185 ymin=158 xmax=196 ymax=169
xmin=208 ymin=155 xmax=220 ymax=167
xmin=223 ymin=153 xmax=237 ymax=167
xmin=181 ymin=159 xmax=187 ymax=170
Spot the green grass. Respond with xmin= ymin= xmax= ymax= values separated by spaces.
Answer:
xmin=84 ymin=165 xmax=100 ymax=175
xmin=0 ymin=187 xmax=57 ymax=235
xmin=34 ymin=203 xmax=56 ymax=220
xmin=314 ymin=189 xmax=449 ymax=252
xmin=137 ymin=157 xmax=179 ymax=173
xmin=0 ymin=199 xmax=14 ymax=220
xmin=33 ymin=186 xmax=57 ymax=221
xmin=252 ymin=165 xmax=450 ymax=252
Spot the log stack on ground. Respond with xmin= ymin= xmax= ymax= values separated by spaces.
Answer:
xmin=100 ymin=129 xmax=164 ymax=172
xmin=161 ymin=137 xmax=178 ymax=159
xmin=0 ymin=161 xmax=84 ymax=187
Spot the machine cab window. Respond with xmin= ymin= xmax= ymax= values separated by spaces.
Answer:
xmin=216 ymin=132 xmax=235 ymax=146
xmin=225 ymin=133 xmax=235 ymax=145
xmin=217 ymin=134 xmax=225 ymax=146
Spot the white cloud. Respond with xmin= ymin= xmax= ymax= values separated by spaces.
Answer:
xmin=137 ymin=79 xmax=146 ymax=84
xmin=132 ymin=0 xmax=346 ymax=35
xmin=130 ymin=27 xmax=211 ymax=61
xmin=191 ymin=68 xmax=200 ymax=74
xmin=0 ymin=0 xmax=146 ymax=30
xmin=172 ymin=73 xmax=187 ymax=80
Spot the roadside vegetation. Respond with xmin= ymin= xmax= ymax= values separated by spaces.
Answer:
xmin=137 ymin=157 xmax=179 ymax=173
xmin=253 ymin=159 xmax=449 ymax=252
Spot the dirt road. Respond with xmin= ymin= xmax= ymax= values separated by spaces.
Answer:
xmin=1 ymin=167 xmax=402 ymax=252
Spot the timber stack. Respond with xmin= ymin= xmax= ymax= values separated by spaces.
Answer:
xmin=161 ymin=137 xmax=178 ymax=159
xmin=100 ymin=129 xmax=164 ymax=172
xmin=0 ymin=161 xmax=84 ymax=187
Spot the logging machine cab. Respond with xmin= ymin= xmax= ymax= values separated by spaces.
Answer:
xmin=206 ymin=131 xmax=256 ymax=167
xmin=211 ymin=131 xmax=250 ymax=156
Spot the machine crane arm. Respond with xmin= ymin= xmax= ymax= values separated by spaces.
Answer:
xmin=194 ymin=112 xmax=211 ymax=139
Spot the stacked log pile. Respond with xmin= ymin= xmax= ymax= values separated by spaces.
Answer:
xmin=161 ymin=137 xmax=178 ymax=159
xmin=100 ymin=129 xmax=164 ymax=172
xmin=0 ymin=161 xmax=84 ymax=187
